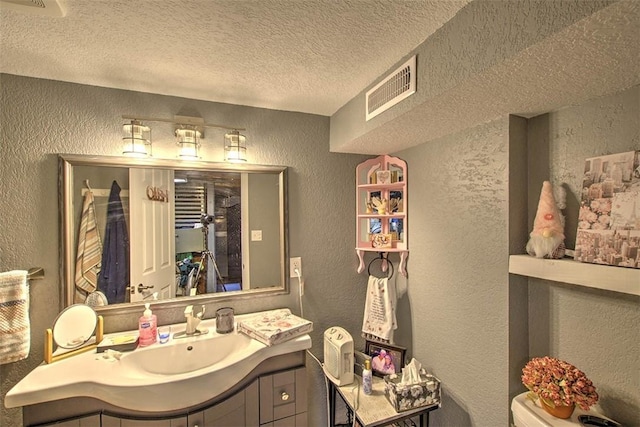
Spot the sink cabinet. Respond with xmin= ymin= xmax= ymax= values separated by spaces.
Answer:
xmin=25 ymin=355 xmax=307 ymax=427
xmin=101 ymin=379 xmax=259 ymax=426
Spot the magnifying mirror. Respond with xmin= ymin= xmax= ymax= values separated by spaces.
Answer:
xmin=52 ymin=304 xmax=98 ymax=349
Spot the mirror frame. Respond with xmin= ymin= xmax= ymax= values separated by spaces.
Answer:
xmin=59 ymin=154 xmax=288 ymax=315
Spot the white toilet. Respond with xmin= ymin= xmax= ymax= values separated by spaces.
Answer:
xmin=511 ymin=392 xmax=621 ymax=427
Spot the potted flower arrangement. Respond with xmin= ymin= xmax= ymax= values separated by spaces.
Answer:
xmin=521 ymin=356 xmax=599 ymax=419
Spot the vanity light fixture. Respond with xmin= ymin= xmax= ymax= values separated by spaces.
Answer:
xmin=121 ymin=115 xmax=246 ymax=161
xmin=224 ymin=130 xmax=247 ymax=163
xmin=122 ymin=120 xmax=152 ymax=157
xmin=175 ymin=127 xmax=202 ymax=160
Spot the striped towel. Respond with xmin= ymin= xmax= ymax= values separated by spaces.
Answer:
xmin=74 ymin=190 xmax=102 ymax=303
xmin=0 ymin=270 xmax=30 ymax=364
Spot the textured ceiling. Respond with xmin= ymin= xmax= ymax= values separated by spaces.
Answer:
xmin=0 ymin=0 xmax=470 ymax=116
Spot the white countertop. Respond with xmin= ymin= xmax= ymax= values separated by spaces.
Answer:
xmin=5 ymin=311 xmax=311 ymax=412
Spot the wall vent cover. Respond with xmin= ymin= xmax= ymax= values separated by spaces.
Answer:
xmin=366 ymin=55 xmax=416 ymax=121
xmin=0 ymin=0 xmax=65 ymax=17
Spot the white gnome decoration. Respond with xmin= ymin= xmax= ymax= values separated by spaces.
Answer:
xmin=526 ymin=181 xmax=566 ymax=259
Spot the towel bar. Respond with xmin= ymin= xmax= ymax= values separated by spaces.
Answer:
xmin=27 ymin=267 xmax=44 ymax=280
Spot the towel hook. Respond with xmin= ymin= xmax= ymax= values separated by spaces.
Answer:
xmin=83 ymin=179 xmax=92 ymax=192
xmin=367 ymin=253 xmax=394 ymax=278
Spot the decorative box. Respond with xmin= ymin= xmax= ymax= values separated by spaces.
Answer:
xmin=384 ymin=373 xmax=441 ymax=412
xmin=237 ymin=308 xmax=313 ymax=346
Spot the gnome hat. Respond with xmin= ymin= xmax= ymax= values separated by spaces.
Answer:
xmin=531 ymin=181 xmax=565 ymax=239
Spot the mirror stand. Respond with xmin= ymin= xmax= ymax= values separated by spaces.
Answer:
xmin=44 ymin=316 xmax=104 ymax=364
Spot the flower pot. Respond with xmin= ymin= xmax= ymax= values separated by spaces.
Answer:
xmin=540 ymin=399 xmax=575 ymax=419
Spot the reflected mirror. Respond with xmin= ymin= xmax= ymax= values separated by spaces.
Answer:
xmin=60 ymin=154 xmax=287 ymax=314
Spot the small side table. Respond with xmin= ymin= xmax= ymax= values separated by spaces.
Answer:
xmin=328 ymin=374 xmax=439 ymax=427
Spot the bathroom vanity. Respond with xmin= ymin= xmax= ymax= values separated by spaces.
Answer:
xmin=6 ymin=311 xmax=312 ymax=427
xmin=23 ymin=358 xmax=306 ymax=426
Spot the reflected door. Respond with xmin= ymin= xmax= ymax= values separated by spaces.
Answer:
xmin=129 ymin=168 xmax=176 ymax=302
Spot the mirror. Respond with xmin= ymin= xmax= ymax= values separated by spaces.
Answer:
xmin=59 ymin=154 xmax=288 ymax=314
xmin=53 ymin=304 xmax=98 ymax=349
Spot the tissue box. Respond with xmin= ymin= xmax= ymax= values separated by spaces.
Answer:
xmin=384 ymin=373 xmax=441 ymax=412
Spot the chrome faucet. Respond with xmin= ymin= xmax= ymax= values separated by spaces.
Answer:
xmin=184 ymin=305 xmax=206 ymax=335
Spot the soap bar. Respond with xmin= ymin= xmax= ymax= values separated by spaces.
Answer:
xmin=97 ymin=335 xmax=139 ymax=353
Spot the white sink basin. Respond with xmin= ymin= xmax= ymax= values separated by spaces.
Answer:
xmin=119 ymin=332 xmax=254 ymax=375
xmin=5 ymin=310 xmax=312 ymax=412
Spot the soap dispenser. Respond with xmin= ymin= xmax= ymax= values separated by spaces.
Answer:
xmin=138 ymin=303 xmax=157 ymax=347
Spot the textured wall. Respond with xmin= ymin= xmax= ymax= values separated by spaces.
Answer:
xmin=393 ymin=117 xmax=512 ymax=426
xmin=0 ymin=74 xmax=368 ymax=426
xmin=527 ymin=86 xmax=640 ymax=426
xmin=330 ymin=0 xmax=639 ymax=155
xmin=387 ymin=87 xmax=639 ymax=426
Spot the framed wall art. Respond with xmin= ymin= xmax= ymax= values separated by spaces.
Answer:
xmin=371 ymin=233 xmax=393 ymax=249
xmin=574 ymin=150 xmax=640 ymax=269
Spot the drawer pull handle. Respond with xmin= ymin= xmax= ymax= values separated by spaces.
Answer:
xmin=281 ymin=392 xmax=290 ymax=401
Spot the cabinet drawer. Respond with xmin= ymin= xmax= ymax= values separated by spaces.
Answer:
xmin=261 ymin=412 xmax=307 ymax=427
xmin=260 ymin=367 xmax=306 ymax=424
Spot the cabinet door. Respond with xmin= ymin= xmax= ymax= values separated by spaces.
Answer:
xmin=36 ymin=414 xmax=101 ymax=427
xmin=102 ymin=414 xmax=186 ymax=427
xmin=200 ymin=379 xmax=259 ymax=426
xmin=261 ymin=413 xmax=307 ymax=427
xmin=186 ymin=411 xmax=204 ymax=427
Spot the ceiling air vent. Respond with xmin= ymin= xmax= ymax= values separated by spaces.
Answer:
xmin=0 ymin=0 xmax=65 ymax=17
xmin=366 ymin=55 xmax=416 ymax=121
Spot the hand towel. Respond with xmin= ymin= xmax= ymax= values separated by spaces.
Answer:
xmin=0 ymin=270 xmax=30 ymax=364
xmin=362 ymin=275 xmax=397 ymax=344
xmin=75 ymin=190 xmax=102 ymax=303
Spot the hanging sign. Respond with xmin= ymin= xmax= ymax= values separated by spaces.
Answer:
xmin=146 ymin=186 xmax=169 ymax=202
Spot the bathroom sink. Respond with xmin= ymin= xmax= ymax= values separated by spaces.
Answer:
xmin=119 ymin=331 xmax=254 ymax=375
xmin=5 ymin=309 xmax=312 ymax=412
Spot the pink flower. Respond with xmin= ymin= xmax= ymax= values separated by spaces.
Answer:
xmin=522 ymin=356 xmax=598 ymax=411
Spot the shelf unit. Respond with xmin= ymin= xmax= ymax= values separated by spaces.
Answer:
xmin=355 ymin=155 xmax=408 ymax=276
xmin=509 ymin=255 xmax=640 ymax=296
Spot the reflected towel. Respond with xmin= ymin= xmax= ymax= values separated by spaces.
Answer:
xmin=361 ymin=275 xmax=397 ymax=344
xmin=0 ymin=270 xmax=30 ymax=364
xmin=98 ymin=180 xmax=129 ymax=304
xmin=75 ymin=190 xmax=102 ymax=303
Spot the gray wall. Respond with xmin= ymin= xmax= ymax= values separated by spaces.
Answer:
xmin=527 ymin=87 xmax=640 ymax=426
xmin=391 ymin=87 xmax=639 ymax=427
xmin=0 ymin=74 xmax=369 ymax=426
xmin=394 ymin=116 xmax=513 ymax=426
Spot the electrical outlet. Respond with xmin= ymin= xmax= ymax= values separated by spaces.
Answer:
xmin=290 ymin=257 xmax=302 ymax=278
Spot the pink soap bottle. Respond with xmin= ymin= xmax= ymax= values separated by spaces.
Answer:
xmin=138 ymin=303 xmax=157 ymax=346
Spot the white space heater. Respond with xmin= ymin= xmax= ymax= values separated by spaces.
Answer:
xmin=323 ymin=327 xmax=354 ymax=386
